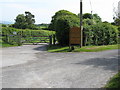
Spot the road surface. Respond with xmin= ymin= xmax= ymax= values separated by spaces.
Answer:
xmin=0 ymin=45 xmax=119 ymax=88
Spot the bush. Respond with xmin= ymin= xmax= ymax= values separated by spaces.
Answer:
xmin=55 ymin=15 xmax=80 ymax=46
xmin=83 ymin=23 xmax=118 ymax=46
xmin=2 ymin=24 xmax=7 ymax=27
xmin=49 ymin=10 xmax=78 ymax=31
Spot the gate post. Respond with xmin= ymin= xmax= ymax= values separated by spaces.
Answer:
xmin=18 ymin=32 xmax=22 ymax=46
xmin=53 ymin=34 xmax=56 ymax=45
xmin=49 ymin=35 xmax=52 ymax=46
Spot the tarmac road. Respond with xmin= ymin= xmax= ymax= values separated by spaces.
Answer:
xmin=0 ymin=45 xmax=119 ymax=88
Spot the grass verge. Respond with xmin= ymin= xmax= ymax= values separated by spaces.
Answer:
xmin=1 ymin=42 xmax=19 ymax=48
xmin=104 ymin=72 xmax=120 ymax=88
xmin=0 ymin=39 xmax=19 ymax=48
xmin=47 ymin=44 xmax=118 ymax=52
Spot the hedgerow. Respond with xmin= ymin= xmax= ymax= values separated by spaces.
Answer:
xmin=83 ymin=23 xmax=118 ymax=46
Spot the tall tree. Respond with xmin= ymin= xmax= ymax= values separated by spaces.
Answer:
xmin=25 ymin=11 xmax=35 ymax=28
xmin=14 ymin=14 xmax=27 ymax=29
xmin=14 ymin=11 xmax=35 ymax=29
xmin=48 ymin=10 xmax=78 ymax=31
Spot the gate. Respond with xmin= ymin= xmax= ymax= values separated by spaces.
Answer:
xmin=22 ymin=36 xmax=51 ymax=44
xmin=2 ymin=31 xmax=56 ymax=46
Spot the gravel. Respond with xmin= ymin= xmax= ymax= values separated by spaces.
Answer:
xmin=1 ymin=45 xmax=119 ymax=88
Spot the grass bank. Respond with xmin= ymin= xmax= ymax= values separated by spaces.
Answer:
xmin=1 ymin=42 xmax=19 ymax=48
xmin=0 ymin=39 xmax=19 ymax=48
xmin=47 ymin=44 xmax=118 ymax=52
xmin=105 ymin=72 xmax=120 ymax=88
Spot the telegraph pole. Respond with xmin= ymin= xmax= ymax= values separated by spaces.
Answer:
xmin=80 ymin=0 xmax=83 ymax=48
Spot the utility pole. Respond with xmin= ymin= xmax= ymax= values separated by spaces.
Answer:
xmin=80 ymin=0 xmax=83 ymax=48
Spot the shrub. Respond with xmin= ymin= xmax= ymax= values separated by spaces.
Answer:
xmin=83 ymin=23 xmax=118 ymax=46
xmin=2 ymin=24 xmax=7 ymax=27
xmin=55 ymin=15 xmax=80 ymax=46
xmin=49 ymin=10 xmax=78 ymax=31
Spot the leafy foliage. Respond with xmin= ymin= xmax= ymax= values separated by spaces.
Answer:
xmin=83 ymin=13 xmax=93 ymax=19
xmin=48 ymin=10 xmax=77 ymax=31
xmin=14 ymin=11 xmax=35 ymax=29
xmin=79 ymin=13 xmax=102 ymax=26
xmin=55 ymin=16 xmax=79 ymax=45
xmin=14 ymin=14 xmax=27 ymax=29
xmin=83 ymin=23 xmax=118 ymax=46
xmin=50 ymin=10 xmax=80 ymax=45
xmin=2 ymin=24 xmax=7 ymax=27
xmin=105 ymin=72 xmax=120 ymax=88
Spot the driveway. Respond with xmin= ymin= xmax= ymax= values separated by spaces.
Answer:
xmin=0 ymin=45 xmax=119 ymax=88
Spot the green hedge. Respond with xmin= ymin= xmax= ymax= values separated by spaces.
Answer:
xmin=2 ymin=27 xmax=55 ymax=36
xmin=83 ymin=23 xmax=118 ymax=46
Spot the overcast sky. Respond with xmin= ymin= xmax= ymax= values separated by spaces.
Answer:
xmin=0 ymin=0 xmax=119 ymax=24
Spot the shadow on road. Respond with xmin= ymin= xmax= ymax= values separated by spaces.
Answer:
xmin=73 ymin=56 xmax=119 ymax=71
xmin=33 ymin=45 xmax=47 ymax=51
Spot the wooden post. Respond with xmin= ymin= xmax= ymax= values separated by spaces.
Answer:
xmin=6 ymin=34 xmax=8 ymax=43
xmin=17 ymin=32 xmax=22 ymax=46
xmin=53 ymin=34 xmax=56 ymax=45
xmin=49 ymin=35 xmax=52 ymax=46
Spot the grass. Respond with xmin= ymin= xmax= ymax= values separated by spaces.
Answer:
xmin=0 ymin=37 xmax=19 ymax=48
xmin=104 ymin=72 xmax=120 ymax=88
xmin=1 ymin=41 xmax=19 ymax=48
xmin=47 ymin=44 xmax=118 ymax=52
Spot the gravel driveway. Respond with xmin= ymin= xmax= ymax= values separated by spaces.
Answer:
xmin=0 ymin=45 xmax=119 ymax=88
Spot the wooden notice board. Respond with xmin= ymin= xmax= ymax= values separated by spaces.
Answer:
xmin=69 ymin=27 xmax=81 ymax=45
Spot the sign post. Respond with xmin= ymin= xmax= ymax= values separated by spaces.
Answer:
xmin=69 ymin=27 xmax=81 ymax=50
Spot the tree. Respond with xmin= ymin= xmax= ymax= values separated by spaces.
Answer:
xmin=92 ymin=14 xmax=102 ymax=23
xmin=83 ymin=18 xmax=94 ymax=25
xmin=25 ymin=11 xmax=35 ymax=28
xmin=2 ymin=24 xmax=7 ymax=27
xmin=14 ymin=11 xmax=35 ymax=29
xmin=48 ymin=10 xmax=78 ymax=31
xmin=78 ymin=13 xmax=102 ymax=26
xmin=83 ymin=13 xmax=93 ymax=19
xmin=14 ymin=14 xmax=27 ymax=29
xmin=54 ymin=11 xmax=80 ymax=45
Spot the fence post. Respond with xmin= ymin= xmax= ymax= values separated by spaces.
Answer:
xmin=53 ymin=34 xmax=56 ymax=45
xmin=49 ymin=35 xmax=52 ymax=46
xmin=17 ymin=32 xmax=22 ymax=46
xmin=6 ymin=34 xmax=8 ymax=43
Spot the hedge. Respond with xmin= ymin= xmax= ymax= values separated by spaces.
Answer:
xmin=83 ymin=23 xmax=118 ymax=46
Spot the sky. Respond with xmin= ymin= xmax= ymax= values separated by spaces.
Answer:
xmin=0 ymin=0 xmax=119 ymax=24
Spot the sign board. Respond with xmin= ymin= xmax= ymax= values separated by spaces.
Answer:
xmin=13 ymin=31 xmax=17 ymax=35
xmin=69 ymin=27 xmax=81 ymax=45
